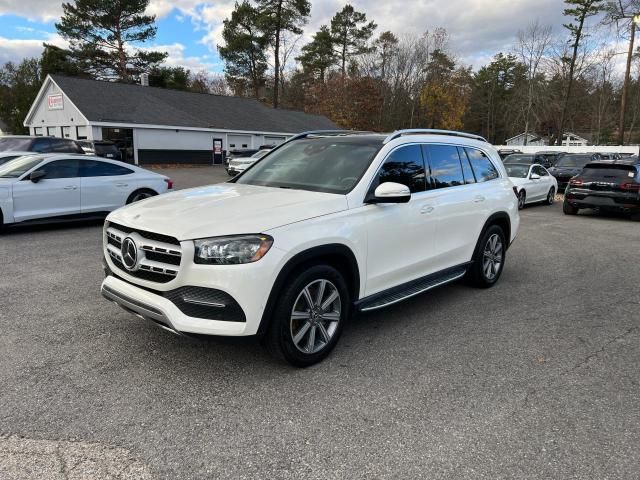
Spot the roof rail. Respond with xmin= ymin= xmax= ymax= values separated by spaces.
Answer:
xmin=383 ymin=129 xmax=487 ymax=144
xmin=288 ymin=130 xmax=373 ymax=141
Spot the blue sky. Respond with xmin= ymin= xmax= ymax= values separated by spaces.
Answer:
xmin=0 ymin=0 xmax=609 ymax=73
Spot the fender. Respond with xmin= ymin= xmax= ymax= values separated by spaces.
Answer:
xmin=471 ymin=212 xmax=512 ymax=262
xmin=256 ymin=243 xmax=360 ymax=336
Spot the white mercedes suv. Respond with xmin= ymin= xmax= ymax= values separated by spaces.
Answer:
xmin=101 ymin=130 xmax=519 ymax=366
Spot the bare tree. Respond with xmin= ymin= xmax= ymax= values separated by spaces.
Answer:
xmin=516 ymin=21 xmax=552 ymax=144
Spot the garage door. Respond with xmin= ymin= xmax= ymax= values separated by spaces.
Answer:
xmin=228 ymin=135 xmax=252 ymax=149
xmin=264 ymin=136 xmax=287 ymax=146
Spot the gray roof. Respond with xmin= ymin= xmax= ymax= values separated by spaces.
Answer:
xmin=50 ymin=75 xmax=337 ymax=134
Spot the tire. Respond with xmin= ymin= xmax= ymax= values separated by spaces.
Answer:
xmin=126 ymin=189 xmax=157 ymax=204
xmin=546 ymin=187 xmax=555 ymax=205
xmin=563 ymin=200 xmax=579 ymax=215
xmin=264 ymin=264 xmax=350 ymax=367
xmin=466 ymin=225 xmax=506 ymax=288
xmin=517 ymin=190 xmax=526 ymax=210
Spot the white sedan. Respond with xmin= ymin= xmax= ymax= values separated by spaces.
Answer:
xmin=0 ymin=154 xmax=172 ymax=226
xmin=505 ymin=163 xmax=558 ymax=209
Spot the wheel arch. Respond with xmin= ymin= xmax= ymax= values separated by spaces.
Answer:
xmin=126 ymin=188 xmax=158 ymax=204
xmin=257 ymin=243 xmax=361 ymax=336
xmin=472 ymin=212 xmax=512 ymax=260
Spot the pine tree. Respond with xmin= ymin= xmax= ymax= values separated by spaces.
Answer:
xmin=56 ymin=0 xmax=167 ymax=82
xmin=297 ymin=26 xmax=336 ymax=82
xmin=329 ymin=4 xmax=377 ymax=76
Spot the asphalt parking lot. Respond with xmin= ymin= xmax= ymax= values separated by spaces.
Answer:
xmin=1 ymin=166 xmax=639 ymax=479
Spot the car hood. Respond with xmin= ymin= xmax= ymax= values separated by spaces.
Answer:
xmin=107 ymin=183 xmax=349 ymax=240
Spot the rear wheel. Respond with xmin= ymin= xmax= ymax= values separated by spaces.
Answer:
xmin=563 ymin=199 xmax=579 ymax=215
xmin=517 ymin=190 xmax=526 ymax=210
xmin=467 ymin=225 xmax=506 ymax=288
xmin=546 ymin=188 xmax=555 ymax=205
xmin=265 ymin=265 xmax=349 ymax=367
xmin=126 ymin=189 xmax=157 ymax=204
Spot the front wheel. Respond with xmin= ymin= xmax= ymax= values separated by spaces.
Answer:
xmin=467 ymin=225 xmax=506 ymax=288
xmin=546 ymin=188 xmax=555 ymax=205
xmin=265 ymin=265 xmax=349 ymax=367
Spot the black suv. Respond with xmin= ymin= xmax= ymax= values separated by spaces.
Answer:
xmin=503 ymin=153 xmax=553 ymax=168
xmin=535 ymin=151 xmax=566 ymax=167
xmin=563 ymin=159 xmax=640 ymax=217
xmin=0 ymin=136 xmax=85 ymax=154
xmin=78 ymin=140 xmax=122 ymax=160
xmin=547 ymin=154 xmax=598 ymax=191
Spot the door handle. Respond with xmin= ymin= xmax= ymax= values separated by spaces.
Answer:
xmin=474 ymin=195 xmax=485 ymax=203
xmin=64 ymin=186 xmax=77 ymax=190
xmin=420 ymin=205 xmax=434 ymax=214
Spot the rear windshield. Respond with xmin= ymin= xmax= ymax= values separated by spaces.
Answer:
xmin=581 ymin=165 xmax=637 ymax=180
xmin=95 ymin=144 xmax=119 ymax=155
xmin=0 ymin=137 xmax=33 ymax=151
xmin=556 ymin=155 xmax=592 ymax=168
xmin=504 ymin=154 xmax=533 ymax=164
xmin=505 ymin=164 xmax=530 ymax=178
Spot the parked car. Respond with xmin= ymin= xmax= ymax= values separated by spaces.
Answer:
xmin=224 ymin=148 xmax=260 ymax=166
xmin=535 ymin=151 xmax=566 ymax=167
xmin=498 ymin=148 xmax=522 ymax=160
xmin=100 ymin=129 xmax=520 ymax=367
xmin=0 ymin=135 xmax=85 ymax=154
xmin=563 ymin=158 xmax=640 ymax=217
xmin=0 ymin=151 xmax=32 ymax=166
xmin=0 ymin=154 xmax=172 ymax=227
xmin=226 ymin=148 xmax=271 ymax=176
xmin=505 ymin=163 xmax=558 ymax=209
xmin=503 ymin=153 xmax=553 ymax=168
xmin=594 ymin=152 xmax=621 ymax=161
xmin=78 ymin=140 xmax=123 ymax=160
xmin=547 ymin=153 xmax=598 ymax=191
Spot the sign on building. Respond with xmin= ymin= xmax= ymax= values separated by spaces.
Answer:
xmin=47 ymin=94 xmax=64 ymax=110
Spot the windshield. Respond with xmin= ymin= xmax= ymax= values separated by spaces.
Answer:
xmin=0 ymin=137 xmax=33 ymax=151
xmin=556 ymin=155 xmax=591 ymax=168
xmin=0 ymin=155 xmax=44 ymax=178
xmin=251 ymin=150 xmax=270 ymax=159
xmin=235 ymin=136 xmax=383 ymax=194
xmin=0 ymin=155 xmax=25 ymax=166
xmin=505 ymin=164 xmax=530 ymax=178
xmin=504 ymin=154 xmax=533 ymax=164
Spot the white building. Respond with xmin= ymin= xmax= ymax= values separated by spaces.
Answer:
xmin=504 ymin=132 xmax=545 ymax=146
xmin=24 ymin=75 xmax=337 ymax=165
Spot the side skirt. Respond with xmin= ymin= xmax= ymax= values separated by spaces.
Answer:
xmin=355 ymin=263 xmax=471 ymax=312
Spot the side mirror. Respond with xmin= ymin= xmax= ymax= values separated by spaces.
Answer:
xmin=367 ymin=182 xmax=411 ymax=204
xmin=30 ymin=170 xmax=46 ymax=183
xmin=530 ymin=173 xmax=541 ymax=180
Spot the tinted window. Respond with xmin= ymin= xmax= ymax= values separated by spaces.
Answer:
xmin=581 ymin=165 xmax=637 ymax=180
xmin=40 ymin=159 xmax=80 ymax=179
xmin=94 ymin=144 xmax=120 ymax=157
xmin=505 ymin=164 xmax=529 ymax=178
xmin=504 ymin=154 xmax=534 ymax=164
xmin=81 ymin=160 xmax=133 ymax=177
xmin=556 ymin=155 xmax=592 ymax=168
xmin=458 ymin=147 xmax=476 ymax=184
xmin=0 ymin=137 xmax=34 ymax=151
xmin=31 ymin=138 xmax=54 ymax=153
xmin=465 ymin=148 xmax=499 ymax=182
xmin=49 ymin=139 xmax=83 ymax=153
xmin=424 ymin=145 xmax=465 ymax=189
xmin=532 ymin=166 xmax=548 ymax=176
xmin=373 ymin=144 xmax=425 ymax=193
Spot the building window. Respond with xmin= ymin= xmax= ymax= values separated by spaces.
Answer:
xmin=34 ymin=127 xmax=43 ymax=136
xmin=47 ymin=126 xmax=58 ymax=137
xmin=62 ymin=126 xmax=71 ymax=138
xmin=76 ymin=126 xmax=87 ymax=140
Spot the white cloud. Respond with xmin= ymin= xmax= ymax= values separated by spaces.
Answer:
xmin=0 ymin=0 xmax=62 ymax=21
xmin=0 ymin=33 xmax=66 ymax=63
xmin=145 ymin=42 xmax=221 ymax=71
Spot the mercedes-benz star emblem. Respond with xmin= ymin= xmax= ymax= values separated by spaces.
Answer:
xmin=121 ymin=237 xmax=138 ymax=271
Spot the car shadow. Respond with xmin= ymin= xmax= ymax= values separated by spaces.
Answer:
xmin=2 ymin=218 xmax=105 ymax=235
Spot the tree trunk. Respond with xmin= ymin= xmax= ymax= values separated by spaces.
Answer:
xmin=115 ymin=9 xmax=128 ymax=81
xmin=618 ymin=20 xmax=635 ymax=145
xmin=341 ymin=38 xmax=347 ymax=76
xmin=273 ymin=0 xmax=282 ymax=108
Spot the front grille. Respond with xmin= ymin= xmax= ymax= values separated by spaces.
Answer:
xmin=105 ymin=221 xmax=182 ymax=284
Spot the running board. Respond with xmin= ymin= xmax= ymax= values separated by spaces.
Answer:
xmin=356 ymin=265 xmax=468 ymax=312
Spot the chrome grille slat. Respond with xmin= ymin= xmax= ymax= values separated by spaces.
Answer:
xmin=105 ymin=222 xmax=182 ymax=283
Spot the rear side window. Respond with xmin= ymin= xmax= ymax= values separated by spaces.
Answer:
xmin=81 ymin=160 xmax=133 ymax=177
xmin=374 ymin=144 xmax=426 ymax=193
xmin=465 ymin=148 xmax=499 ymax=182
xmin=532 ymin=165 xmax=548 ymax=177
xmin=424 ymin=145 xmax=465 ymax=189
xmin=40 ymin=159 xmax=80 ymax=179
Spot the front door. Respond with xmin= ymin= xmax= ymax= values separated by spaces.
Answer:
xmin=12 ymin=159 xmax=81 ymax=222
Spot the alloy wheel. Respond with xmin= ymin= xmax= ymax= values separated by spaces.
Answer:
xmin=518 ymin=192 xmax=525 ymax=209
xmin=131 ymin=192 xmax=152 ymax=202
xmin=290 ymin=279 xmax=342 ymax=354
xmin=547 ymin=188 xmax=555 ymax=205
xmin=482 ymin=233 xmax=503 ymax=280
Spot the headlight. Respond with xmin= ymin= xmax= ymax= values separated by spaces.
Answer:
xmin=194 ymin=235 xmax=273 ymax=265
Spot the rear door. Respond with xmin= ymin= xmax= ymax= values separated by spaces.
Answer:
xmin=80 ymin=160 xmax=135 ymax=213
xmin=12 ymin=159 xmax=81 ymax=222
xmin=423 ymin=144 xmax=487 ymax=270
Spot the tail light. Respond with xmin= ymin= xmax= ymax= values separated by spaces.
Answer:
xmin=569 ymin=178 xmax=583 ymax=187
xmin=164 ymin=178 xmax=174 ymax=189
xmin=620 ymin=182 xmax=640 ymax=192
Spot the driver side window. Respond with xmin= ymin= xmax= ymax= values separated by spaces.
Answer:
xmin=39 ymin=159 xmax=80 ymax=179
xmin=372 ymin=144 xmax=426 ymax=193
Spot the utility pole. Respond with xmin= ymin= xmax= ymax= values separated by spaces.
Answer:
xmin=618 ymin=14 xmax=640 ymax=145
